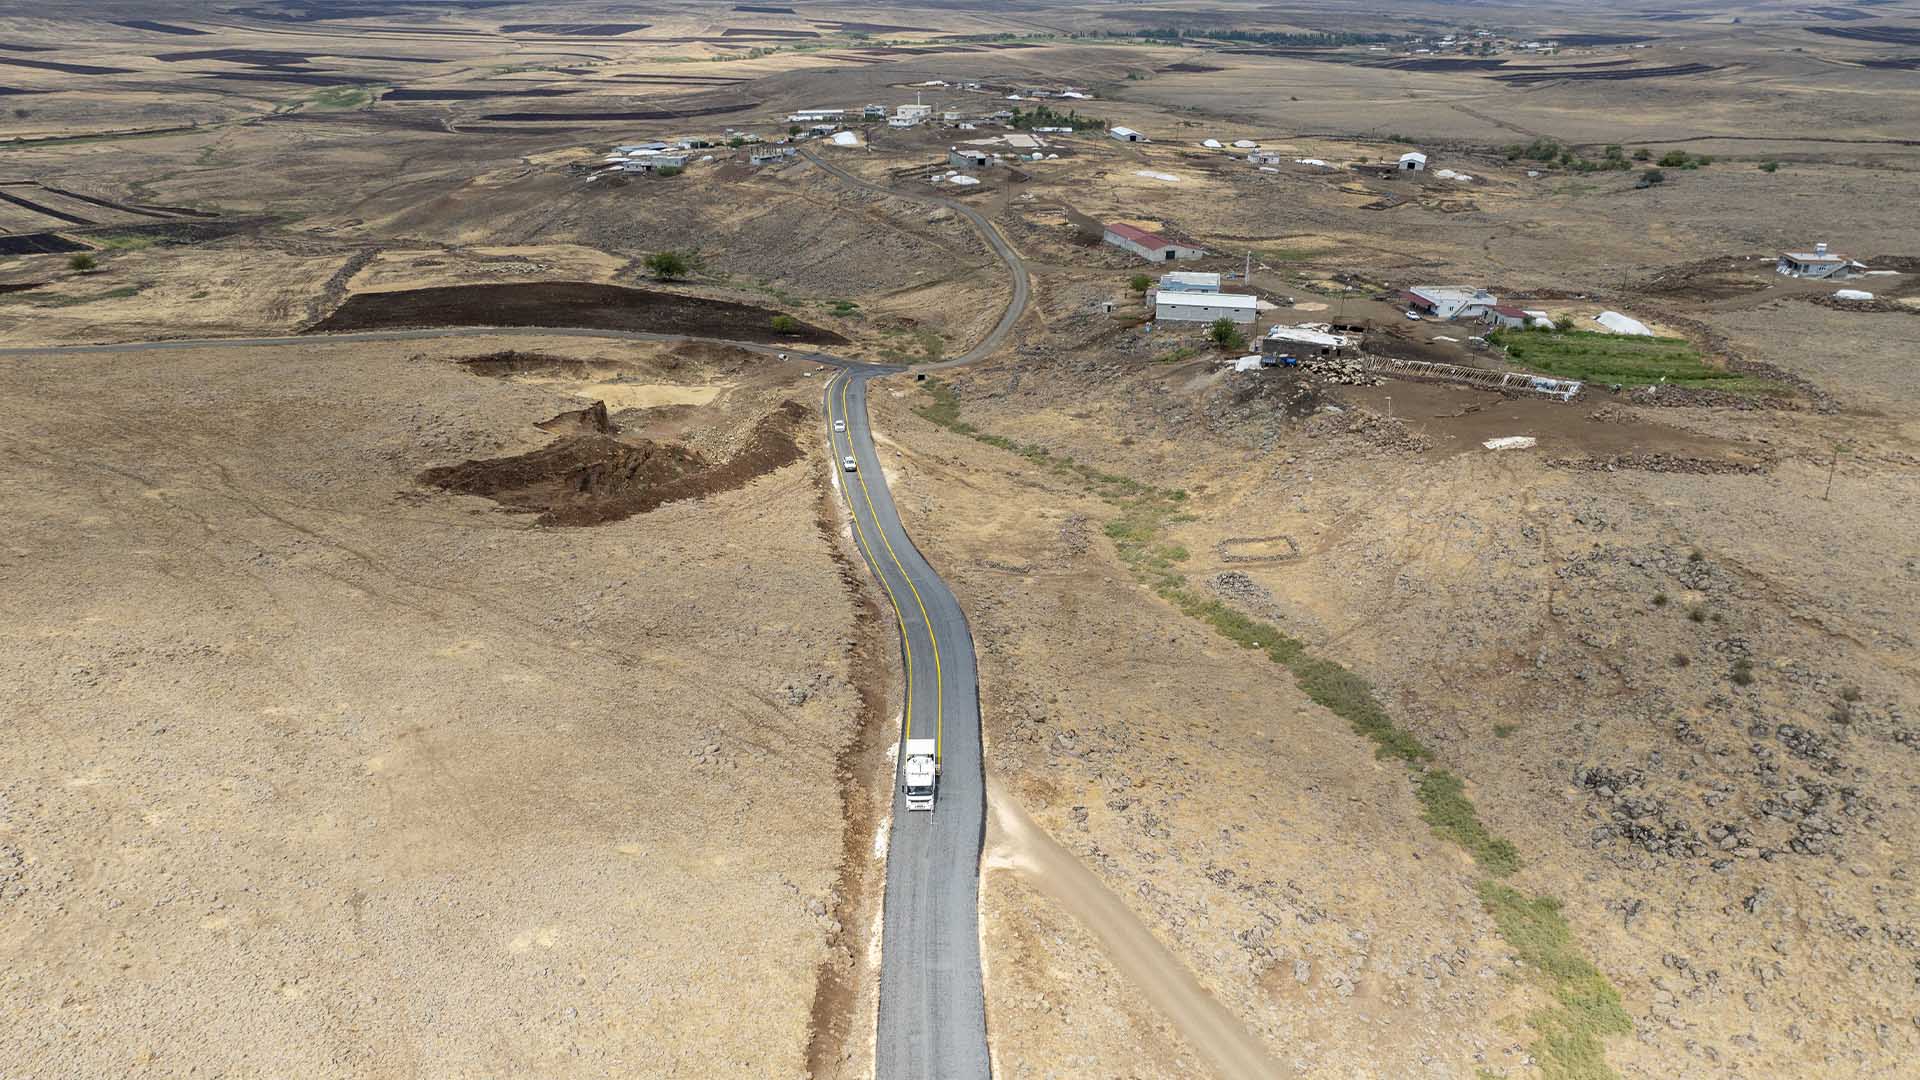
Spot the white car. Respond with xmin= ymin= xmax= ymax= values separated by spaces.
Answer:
xmin=1405 ymin=310 xmax=1423 ymax=321
xmin=777 ymin=352 xmax=789 ymax=361
xmin=833 ymin=419 xmax=846 ymax=432
xmin=842 ymin=455 xmax=858 ymax=472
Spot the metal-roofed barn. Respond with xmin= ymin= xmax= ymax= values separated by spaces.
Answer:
xmin=1103 ymin=222 xmax=1205 ymax=262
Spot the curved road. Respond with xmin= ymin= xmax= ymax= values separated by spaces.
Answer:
xmin=799 ymin=147 xmax=1029 ymax=369
xmin=824 ymin=370 xmax=990 ymax=1079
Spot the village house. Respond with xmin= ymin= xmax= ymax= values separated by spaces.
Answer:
xmin=1777 ymin=242 xmax=1863 ymax=280
xmin=1404 ymin=285 xmax=1498 ymax=320
xmin=1109 ymin=126 xmax=1147 ymax=143
xmin=1156 ymin=271 xmax=1221 ymax=293
xmin=1399 ymin=151 xmax=1428 ymax=171
xmin=1261 ymin=323 xmax=1360 ymax=358
xmin=948 ymin=147 xmax=993 ymax=170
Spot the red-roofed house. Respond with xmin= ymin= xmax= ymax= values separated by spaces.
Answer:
xmin=1483 ymin=305 xmax=1530 ymax=330
xmin=1103 ymin=222 xmax=1206 ymax=262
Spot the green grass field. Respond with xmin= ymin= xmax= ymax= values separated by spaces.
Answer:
xmin=1491 ymin=329 xmax=1782 ymax=393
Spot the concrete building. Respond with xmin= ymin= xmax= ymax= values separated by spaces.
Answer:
xmin=620 ymin=153 xmax=687 ymax=173
xmin=787 ymin=109 xmax=846 ymax=123
xmin=1156 ymin=291 xmax=1257 ymax=324
xmin=1109 ymin=126 xmax=1146 ymax=143
xmin=1261 ymin=323 xmax=1358 ymax=357
xmin=895 ymin=102 xmax=933 ymax=122
xmin=948 ymin=147 xmax=993 ymax=169
xmin=862 ymin=104 xmax=886 ymax=120
xmin=1777 ymin=242 xmax=1861 ymax=280
xmin=1483 ymin=305 xmax=1530 ymax=330
xmin=1399 ymin=151 xmax=1428 ymax=171
xmin=1157 ymin=271 xmax=1221 ymax=293
xmin=1404 ymin=285 xmax=1497 ymax=320
xmin=887 ymin=114 xmax=923 ymax=128
xmin=749 ymin=146 xmax=797 ymax=166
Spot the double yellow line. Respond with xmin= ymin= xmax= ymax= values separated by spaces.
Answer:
xmin=828 ymin=371 xmax=944 ymax=758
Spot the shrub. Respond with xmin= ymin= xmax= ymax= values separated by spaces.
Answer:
xmin=1128 ymin=273 xmax=1150 ymax=293
xmin=1206 ymin=317 xmax=1245 ymax=349
xmin=1840 ymin=684 xmax=1863 ymax=703
xmin=1658 ymin=150 xmax=1690 ymax=168
xmin=644 ymin=250 xmax=690 ymax=280
xmin=1633 ymin=147 xmax=1652 ymax=161
xmin=1493 ymin=723 xmax=1517 ymax=738
xmin=653 ymin=165 xmax=682 ymax=178
xmin=1641 ymin=168 xmax=1666 ymax=185
xmin=1672 ymin=653 xmax=1691 ymax=668
xmin=1730 ymin=658 xmax=1755 ymax=687
xmin=1687 ymin=606 xmax=1708 ymax=623
xmin=1652 ymin=592 xmax=1669 ymax=607
xmin=1759 ymin=160 xmax=1780 ymax=173
xmin=68 ymin=253 xmax=97 ymax=272
xmin=770 ymin=314 xmax=799 ymax=334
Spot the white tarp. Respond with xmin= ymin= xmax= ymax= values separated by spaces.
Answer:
xmin=831 ymin=130 xmax=861 ymax=147
xmin=1295 ymin=158 xmax=1332 ymax=168
xmin=1201 ymin=139 xmax=1222 ymax=148
xmin=948 ymin=174 xmax=980 ymax=186
xmin=1484 ymin=436 xmax=1538 ymax=451
xmin=1593 ymin=311 xmax=1653 ymax=336
xmin=1233 ymin=139 xmax=1258 ymax=148
xmin=1233 ymin=355 xmax=1264 ymax=371
xmin=1834 ymin=289 xmax=1875 ymax=301
xmin=1135 ymin=170 xmax=1181 ymax=182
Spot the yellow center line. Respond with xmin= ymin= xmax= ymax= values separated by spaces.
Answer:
xmin=827 ymin=373 xmax=917 ymax=738
xmin=835 ymin=373 xmax=946 ymax=760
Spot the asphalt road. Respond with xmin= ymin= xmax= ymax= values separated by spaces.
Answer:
xmin=798 ymin=147 xmax=1030 ymax=368
xmin=824 ymin=369 xmax=990 ymax=1080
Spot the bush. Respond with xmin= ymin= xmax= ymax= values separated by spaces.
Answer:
xmin=1731 ymin=658 xmax=1755 ymax=687
xmin=1652 ymin=592 xmax=1669 ymax=607
xmin=1633 ymin=147 xmax=1652 ymax=161
xmin=1206 ymin=317 xmax=1245 ymax=349
xmin=1759 ymin=160 xmax=1780 ymax=173
xmin=644 ymin=250 xmax=691 ymax=280
xmin=1641 ymin=168 xmax=1666 ymax=185
xmin=1688 ymin=605 xmax=1708 ymax=623
xmin=68 ymin=253 xmax=97 ymax=272
xmin=653 ymin=165 xmax=682 ymax=178
xmin=1840 ymin=684 xmax=1862 ymax=703
xmin=770 ymin=314 xmax=799 ymax=334
xmin=1128 ymin=273 xmax=1150 ymax=293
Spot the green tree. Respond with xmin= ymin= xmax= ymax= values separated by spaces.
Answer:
xmin=1759 ymin=160 xmax=1780 ymax=173
xmin=770 ymin=314 xmax=799 ymax=334
xmin=68 ymin=253 xmax=97 ymax=272
xmin=645 ymin=250 xmax=690 ymax=280
xmin=1641 ymin=168 xmax=1666 ymax=185
xmin=1657 ymin=150 xmax=1690 ymax=168
xmin=1632 ymin=147 xmax=1652 ymax=161
xmin=1128 ymin=273 xmax=1151 ymax=293
xmin=1206 ymin=318 xmax=1245 ymax=349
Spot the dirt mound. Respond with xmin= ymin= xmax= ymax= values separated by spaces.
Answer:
xmin=536 ymin=400 xmax=612 ymax=435
xmin=307 ymin=282 xmax=845 ymax=345
xmin=421 ymin=400 xmax=809 ymax=526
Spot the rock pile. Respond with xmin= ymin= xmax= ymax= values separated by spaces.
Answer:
xmin=1305 ymin=356 xmax=1383 ymax=386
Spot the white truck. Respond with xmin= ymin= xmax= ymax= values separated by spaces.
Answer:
xmin=902 ymin=738 xmax=939 ymax=810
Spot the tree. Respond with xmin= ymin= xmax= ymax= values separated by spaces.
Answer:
xmin=1657 ymin=150 xmax=1690 ymax=168
xmin=68 ymin=253 xmax=97 ymax=272
xmin=1206 ymin=318 xmax=1245 ymax=349
xmin=1641 ymin=168 xmax=1666 ymax=185
xmin=1128 ymin=273 xmax=1150 ymax=293
xmin=770 ymin=314 xmax=799 ymax=334
xmin=653 ymin=165 xmax=682 ymax=178
xmin=1632 ymin=147 xmax=1652 ymax=162
xmin=645 ymin=250 xmax=690 ymax=280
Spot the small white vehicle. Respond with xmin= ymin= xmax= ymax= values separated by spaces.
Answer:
xmin=902 ymin=738 xmax=939 ymax=810
xmin=833 ymin=419 xmax=846 ymax=432
xmin=1405 ymin=310 xmax=1422 ymax=321
xmin=842 ymin=455 xmax=858 ymax=472
xmin=777 ymin=352 xmax=789 ymax=361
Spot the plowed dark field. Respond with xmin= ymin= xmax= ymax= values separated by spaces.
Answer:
xmin=305 ymin=281 xmax=846 ymax=344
